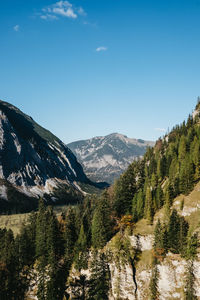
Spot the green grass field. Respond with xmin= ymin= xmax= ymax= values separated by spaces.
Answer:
xmin=0 ymin=213 xmax=30 ymax=235
xmin=0 ymin=205 xmax=71 ymax=235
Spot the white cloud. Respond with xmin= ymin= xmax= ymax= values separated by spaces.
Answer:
xmin=13 ymin=25 xmax=20 ymax=32
xmin=96 ymin=46 xmax=107 ymax=52
xmin=40 ymin=1 xmax=86 ymax=20
xmin=155 ymin=128 xmax=166 ymax=132
xmin=56 ymin=1 xmax=72 ymax=8
xmin=53 ymin=7 xmax=77 ymax=18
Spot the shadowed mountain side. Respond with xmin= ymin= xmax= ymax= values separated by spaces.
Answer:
xmin=0 ymin=100 xmax=107 ymax=213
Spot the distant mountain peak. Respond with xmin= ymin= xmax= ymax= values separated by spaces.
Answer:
xmin=68 ymin=133 xmax=155 ymax=184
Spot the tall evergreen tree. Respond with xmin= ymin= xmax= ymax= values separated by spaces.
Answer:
xmin=149 ymin=258 xmax=159 ymax=300
xmin=153 ymin=220 xmax=165 ymax=259
xmin=35 ymin=198 xmax=48 ymax=300
xmin=114 ymin=164 xmax=136 ymax=216
xmin=145 ymin=187 xmax=153 ymax=224
xmin=91 ymin=191 xmax=113 ymax=249
xmin=88 ymin=251 xmax=110 ymax=300
xmin=185 ymin=261 xmax=197 ymax=300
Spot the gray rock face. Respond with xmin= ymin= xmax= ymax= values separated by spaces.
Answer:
xmin=68 ymin=133 xmax=154 ymax=184
xmin=0 ymin=100 xmax=97 ymax=212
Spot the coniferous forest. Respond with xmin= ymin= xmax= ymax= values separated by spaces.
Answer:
xmin=0 ymin=101 xmax=200 ymax=299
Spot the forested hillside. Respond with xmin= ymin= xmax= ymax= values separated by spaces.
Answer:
xmin=0 ymin=102 xmax=200 ymax=299
xmin=113 ymin=100 xmax=200 ymax=222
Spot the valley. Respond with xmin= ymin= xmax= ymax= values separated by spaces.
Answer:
xmin=0 ymin=100 xmax=199 ymax=299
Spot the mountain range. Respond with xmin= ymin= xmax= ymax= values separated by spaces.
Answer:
xmin=68 ymin=133 xmax=154 ymax=183
xmin=0 ymin=100 xmax=106 ymax=213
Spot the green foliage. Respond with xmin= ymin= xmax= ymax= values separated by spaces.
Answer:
xmin=145 ymin=187 xmax=154 ymax=224
xmin=87 ymin=251 xmax=110 ymax=300
xmin=153 ymin=219 xmax=167 ymax=259
xmin=74 ymin=224 xmax=89 ymax=270
xmin=91 ymin=191 xmax=113 ymax=249
xmin=184 ymin=261 xmax=197 ymax=300
xmin=35 ymin=199 xmax=66 ymax=300
xmin=167 ymin=209 xmax=188 ymax=254
xmin=67 ymin=274 xmax=88 ymax=299
xmin=113 ymin=164 xmax=137 ymax=216
xmin=113 ymin=102 xmax=200 ymax=227
xmin=153 ymin=211 xmax=189 ymax=258
xmin=149 ymin=261 xmax=159 ymax=300
xmin=64 ymin=207 xmax=78 ymax=262
xmin=185 ymin=232 xmax=198 ymax=260
xmin=0 ymin=228 xmax=30 ymax=299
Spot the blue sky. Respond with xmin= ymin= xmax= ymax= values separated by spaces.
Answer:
xmin=0 ymin=0 xmax=200 ymax=143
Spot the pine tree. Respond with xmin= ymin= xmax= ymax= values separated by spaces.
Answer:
xmin=145 ymin=187 xmax=153 ymax=224
xmin=75 ymin=224 xmax=88 ymax=270
xmin=35 ymin=198 xmax=48 ymax=300
xmin=185 ymin=261 xmax=197 ymax=300
xmin=178 ymin=136 xmax=187 ymax=161
xmin=153 ymin=220 xmax=165 ymax=259
xmin=179 ymin=155 xmax=194 ymax=194
xmin=155 ymin=185 xmax=163 ymax=210
xmin=191 ymin=136 xmax=200 ymax=180
xmin=68 ymin=275 xmax=89 ymax=300
xmin=46 ymin=207 xmax=65 ymax=300
xmin=64 ymin=207 xmax=77 ymax=263
xmin=167 ymin=209 xmax=180 ymax=253
xmin=178 ymin=216 xmax=189 ymax=256
xmin=132 ymin=194 xmax=138 ymax=222
xmin=113 ymin=164 xmax=136 ymax=216
xmin=91 ymin=191 xmax=113 ymax=249
xmin=149 ymin=258 xmax=159 ymax=300
xmin=164 ymin=186 xmax=171 ymax=223
xmin=88 ymin=251 xmax=110 ymax=300
xmin=136 ymin=189 xmax=144 ymax=219
xmin=185 ymin=232 xmax=198 ymax=260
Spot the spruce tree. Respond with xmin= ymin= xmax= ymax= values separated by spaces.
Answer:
xmin=185 ymin=232 xmax=198 ymax=260
xmin=91 ymin=191 xmax=113 ymax=249
xmin=149 ymin=258 xmax=159 ymax=300
xmin=64 ymin=207 xmax=77 ymax=263
xmin=68 ymin=275 xmax=89 ymax=300
xmin=88 ymin=251 xmax=110 ymax=300
xmin=75 ymin=224 xmax=88 ymax=270
xmin=113 ymin=164 xmax=136 ymax=216
xmin=136 ymin=189 xmax=144 ymax=219
xmin=145 ymin=187 xmax=153 ymax=224
xmin=153 ymin=220 xmax=165 ymax=259
xmin=35 ymin=198 xmax=48 ymax=300
xmin=185 ymin=261 xmax=197 ymax=300
xmin=167 ymin=209 xmax=180 ymax=253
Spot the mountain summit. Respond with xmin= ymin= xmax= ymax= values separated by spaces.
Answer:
xmin=0 ymin=100 xmax=103 ymax=213
xmin=68 ymin=133 xmax=154 ymax=183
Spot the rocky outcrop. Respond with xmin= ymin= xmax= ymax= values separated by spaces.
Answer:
xmin=26 ymin=230 xmax=200 ymax=300
xmin=108 ymin=235 xmax=200 ymax=300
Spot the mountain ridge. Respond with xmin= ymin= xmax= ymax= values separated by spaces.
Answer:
xmin=68 ymin=132 xmax=154 ymax=183
xmin=0 ymin=100 xmax=106 ymax=213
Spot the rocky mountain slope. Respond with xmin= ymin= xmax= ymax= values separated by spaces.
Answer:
xmin=27 ymin=182 xmax=200 ymax=299
xmin=68 ymin=133 xmax=154 ymax=183
xmin=62 ymin=181 xmax=200 ymax=300
xmin=0 ymin=100 xmax=104 ymax=213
